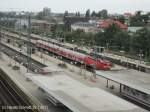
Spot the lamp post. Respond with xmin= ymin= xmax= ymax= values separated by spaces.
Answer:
xmin=80 ymin=60 xmax=86 ymax=79
xmin=93 ymin=45 xmax=97 ymax=79
xmin=19 ymin=49 xmax=22 ymax=69
xmin=14 ymin=55 xmax=18 ymax=66
xmin=59 ymin=56 xmax=62 ymax=64
xmin=83 ymin=62 xmax=86 ymax=79
xmin=72 ymin=39 xmax=74 ymax=50
xmin=139 ymin=49 xmax=143 ymax=64
xmin=106 ymin=43 xmax=109 ymax=51
xmin=138 ymin=49 xmax=143 ymax=71
xmin=70 ymin=61 xmax=73 ymax=71
xmin=79 ymin=61 xmax=83 ymax=75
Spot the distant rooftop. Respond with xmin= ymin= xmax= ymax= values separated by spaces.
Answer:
xmin=128 ymin=27 xmax=143 ymax=33
xmin=100 ymin=19 xmax=128 ymax=30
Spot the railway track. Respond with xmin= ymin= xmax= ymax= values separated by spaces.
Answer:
xmin=0 ymin=43 xmax=46 ymax=73
xmin=0 ymin=43 xmax=72 ymax=112
xmin=0 ymin=70 xmax=41 ymax=112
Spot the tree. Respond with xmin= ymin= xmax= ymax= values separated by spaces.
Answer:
xmin=75 ymin=12 xmax=80 ymax=17
xmin=141 ymin=14 xmax=149 ymax=24
xmin=100 ymin=9 xmax=108 ymax=19
xmin=135 ymin=11 xmax=142 ymax=16
xmin=104 ymin=23 xmax=121 ymax=44
xmin=117 ymin=16 xmax=125 ymax=24
xmin=97 ymin=11 xmax=101 ymax=18
xmin=132 ymin=27 xmax=150 ymax=57
xmin=91 ymin=11 xmax=97 ymax=18
xmin=0 ymin=12 xmax=5 ymax=18
xmin=95 ymin=24 xmax=122 ymax=47
xmin=85 ymin=9 xmax=90 ymax=18
xmin=113 ymin=31 xmax=130 ymax=51
xmin=130 ymin=10 xmax=149 ymax=26
xmin=95 ymin=31 xmax=106 ymax=46
xmin=64 ymin=11 xmax=69 ymax=17
xmin=94 ymin=9 xmax=108 ymax=19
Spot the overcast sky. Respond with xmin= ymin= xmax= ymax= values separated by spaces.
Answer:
xmin=1 ymin=0 xmax=150 ymax=14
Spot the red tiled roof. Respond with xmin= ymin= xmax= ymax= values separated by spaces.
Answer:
xmin=100 ymin=19 xmax=127 ymax=30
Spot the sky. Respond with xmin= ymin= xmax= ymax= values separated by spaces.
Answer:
xmin=0 ymin=0 xmax=150 ymax=14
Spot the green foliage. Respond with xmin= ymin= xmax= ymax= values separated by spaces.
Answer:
xmin=91 ymin=11 xmax=97 ymax=18
xmin=103 ymin=23 xmax=121 ymax=43
xmin=75 ymin=12 xmax=80 ymax=17
xmin=130 ymin=11 xmax=149 ymax=26
xmin=95 ymin=31 xmax=106 ymax=46
xmin=64 ymin=11 xmax=69 ymax=17
xmin=0 ymin=12 xmax=5 ymax=17
xmin=113 ymin=31 xmax=130 ymax=51
xmin=90 ymin=9 xmax=108 ymax=19
xmin=94 ymin=25 xmax=150 ymax=60
xmin=94 ymin=23 xmax=130 ymax=51
xmin=132 ymin=27 xmax=150 ymax=57
xmin=85 ymin=9 xmax=90 ymax=18
xmin=116 ymin=16 xmax=125 ymax=24
xmin=63 ymin=29 xmax=95 ymax=46
xmin=100 ymin=9 xmax=108 ymax=19
xmin=1 ymin=19 xmax=17 ymax=28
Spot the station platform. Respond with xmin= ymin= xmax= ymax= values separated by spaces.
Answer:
xmin=96 ymin=69 xmax=150 ymax=108
xmin=96 ymin=69 xmax=150 ymax=95
xmin=26 ymin=71 xmax=147 ymax=112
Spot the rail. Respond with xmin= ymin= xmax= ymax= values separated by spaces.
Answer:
xmin=0 ymin=69 xmax=45 ymax=112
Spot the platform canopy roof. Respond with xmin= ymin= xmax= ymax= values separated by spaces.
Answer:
xmin=96 ymin=69 xmax=150 ymax=95
xmin=26 ymin=72 xmax=146 ymax=112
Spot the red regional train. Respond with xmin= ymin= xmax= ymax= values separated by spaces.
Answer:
xmin=35 ymin=40 xmax=112 ymax=70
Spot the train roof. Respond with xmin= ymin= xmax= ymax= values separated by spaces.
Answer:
xmin=96 ymin=69 xmax=150 ymax=95
xmin=37 ymin=40 xmax=86 ymax=58
xmin=26 ymin=72 xmax=146 ymax=112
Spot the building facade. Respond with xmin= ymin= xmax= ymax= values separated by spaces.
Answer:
xmin=71 ymin=22 xmax=99 ymax=33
